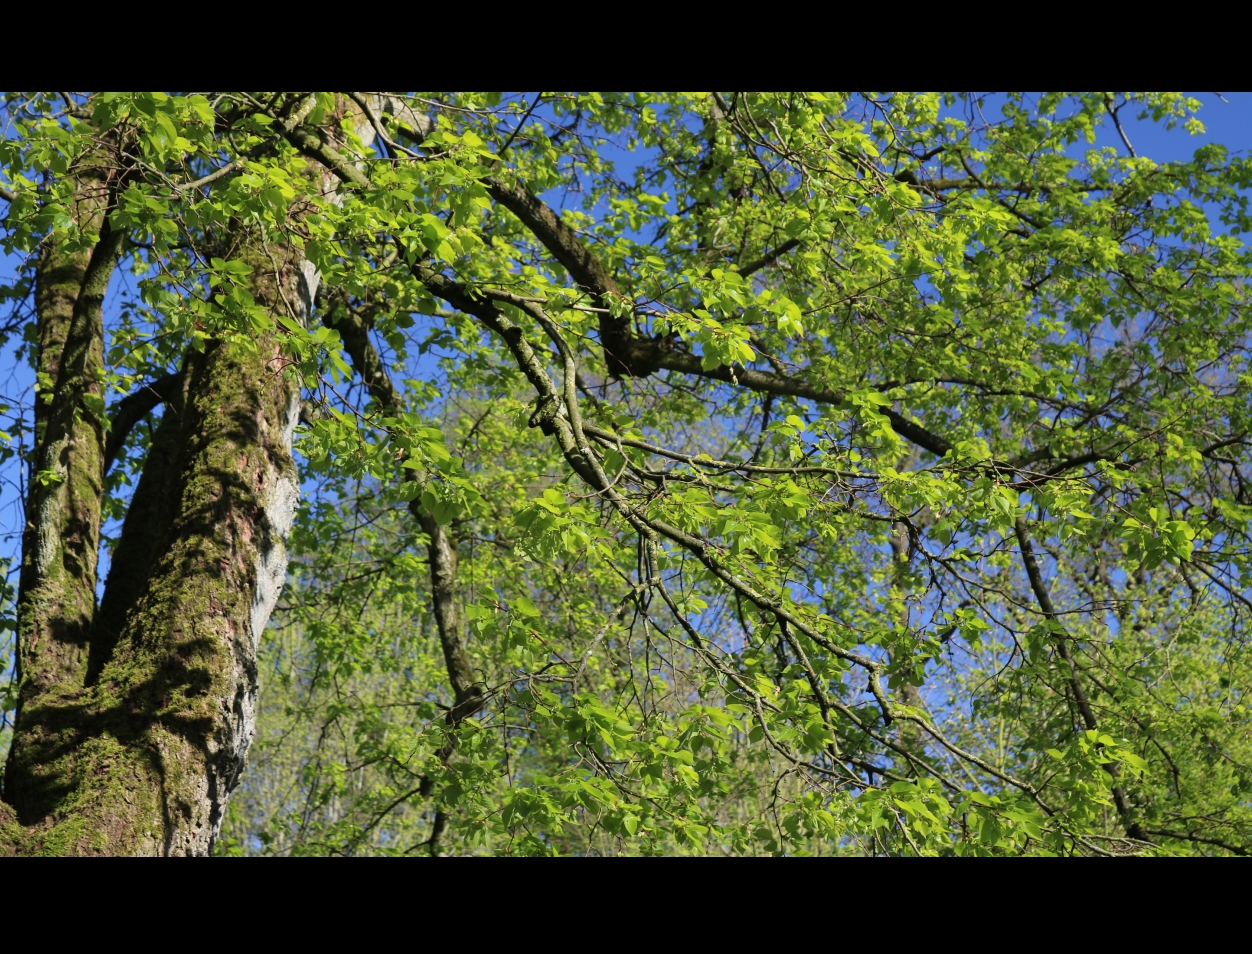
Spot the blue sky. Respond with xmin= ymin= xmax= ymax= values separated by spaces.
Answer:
xmin=1085 ymin=92 xmax=1252 ymax=163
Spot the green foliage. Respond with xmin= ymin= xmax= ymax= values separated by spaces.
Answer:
xmin=4 ymin=92 xmax=1251 ymax=855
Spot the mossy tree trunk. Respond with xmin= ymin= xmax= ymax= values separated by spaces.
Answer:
xmin=10 ymin=157 xmax=117 ymax=756
xmin=4 ymin=149 xmax=121 ymax=824
xmin=1 ymin=94 xmax=403 ymax=855
xmin=1 ymin=181 xmax=311 ymax=854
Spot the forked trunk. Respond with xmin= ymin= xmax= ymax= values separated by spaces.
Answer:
xmin=1 ymin=234 xmax=312 ymax=855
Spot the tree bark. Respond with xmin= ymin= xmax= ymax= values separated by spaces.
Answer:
xmin=5 ymin=157 xmax=121 ymax=820
xmin=1 ymin=93 xmax=418 ymax=854
xmin=89 ymin=371 xmax=188 ymax=683
xmin=1 ymin=234 xmax=311 ymax=855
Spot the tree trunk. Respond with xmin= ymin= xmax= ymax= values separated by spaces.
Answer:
xmin=0 ymin=93 xmax=404 ymax=855
xmin=4 ymin=152 xmax=121 ymax=827
xmin=1 ymin=229 xmax=312 ymax=855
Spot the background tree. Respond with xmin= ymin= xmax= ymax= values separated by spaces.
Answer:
xmin=2 ymin=92 xmax=1249 ymax=856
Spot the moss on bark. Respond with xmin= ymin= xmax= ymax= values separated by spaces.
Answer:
xmin=5 ymin=169 xmax=119 ymax=818
xmin=2 ymin=233 xmax=306 ymax=855
xmin=90 ymin=370 xmax=188 ymax=682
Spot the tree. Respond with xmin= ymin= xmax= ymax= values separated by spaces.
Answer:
xmin=2 ymin=92 xmax=1249 ymax=856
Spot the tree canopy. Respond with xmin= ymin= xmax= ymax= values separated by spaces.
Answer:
xmin=1 ymin=92 xmax=1250 ymax=856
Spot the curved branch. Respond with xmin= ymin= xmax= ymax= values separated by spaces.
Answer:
xmin=485 ymin=178 xmax=619 ymax=300
xmin=291 ymin=115 xmax=957 ymax=457
xmin=1140 ymin=827 xmax=1246 ymax=856
xmin=103 ymin=372 xmax=181 ymax=473
xmin=485 ymin=176 xmax=638 ymax=376
xmin=409 ymin=264 xmax=902 ymax=725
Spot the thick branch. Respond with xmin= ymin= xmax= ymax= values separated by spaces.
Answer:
xmin=283 ymin=124 xmax=371 ymax=190
xmin=324 ymin=302 xmax=483 ymax=722
xmin=92 ymin=372 xmax=187 ymax=681
xmin=11 ymin=214 xmax=122 ymax=737
xmin=738 ymin=237 xmax=800 ymax=277
xmin=485 ymin=177 xmax=638 ymax=376
xmin=412 ymin=508 xmax=482 ymax=723
xmin=294 ymin=115 xmax=956 ymax=458
xmin=651 ymin=351 xmax=953 ymax=457
xmin=324 ymin=297 xmax=398 ymax=408
xmin=285 ymin=110 xmax=490 ymax=725
xmin=1015 ymin=516 xmax=1147 ymax=842
xmin=33 ymin=220 xmax=124 ymax=487
xmin=485 ymin=178 xmax=619 ymax=298
xmin=477 ymin=182 xmax=952 ymax=454
xmin=103 ymin=372 xmax=181 ymax=473
xmin=1140 ymin=828 xmax=1246 ymax=856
